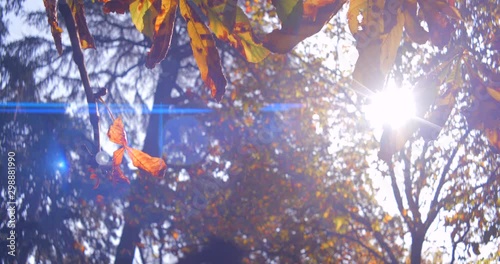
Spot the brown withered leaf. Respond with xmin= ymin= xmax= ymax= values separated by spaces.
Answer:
xmin=43 ymin=0 xmax=63 ymax=55
xmin=146 ymin=0 xmax=178 ymax=68
xmin=100 ymin=0 xmax=132 ymax=14
xmin=420 ymin=0 xmax=461 ymax=47
xmin=67 ymin=0 xmax=96 ymax=49
xmin=403 ymin=0 xmax=428 ymax=44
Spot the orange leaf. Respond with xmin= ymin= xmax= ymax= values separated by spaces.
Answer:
xmin=96 ymin=194 xmax=104 ymax=203
xmin=108 ymin=117 xmax=128 ymax=146
xmin=113 ymin=147 xmax=125 ymax=166
xmin=124 ymin=146 xmax=167 ymax=177
xmin=111 ymin=147 xmax=130 ymax=183
xmin=90 ymin=172 xmax=100 ymax=189
xmin=172 ymin=231 xmax=180 ymax=240
xmin=73 ymin=242 xmax=85 ymax=252
xmin=146 ymin=0 xmax=178 ymax=68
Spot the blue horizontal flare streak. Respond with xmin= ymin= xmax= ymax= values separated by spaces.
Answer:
xmin=0 ymin=102 xmax=302 ymax=114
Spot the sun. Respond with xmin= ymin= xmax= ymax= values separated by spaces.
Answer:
xmin=364 ymin=84 xmax=416 ymax=128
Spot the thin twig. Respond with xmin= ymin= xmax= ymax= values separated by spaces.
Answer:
xmin=59 ymin=1 xmax=100 ymax=153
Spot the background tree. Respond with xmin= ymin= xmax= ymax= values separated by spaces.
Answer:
xmin=1 ymin=0 xmax=499 ymax=263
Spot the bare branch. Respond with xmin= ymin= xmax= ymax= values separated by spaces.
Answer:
xmin=425 ymin=129 xmax=471 ymax=229
xmin=59 ymin=1 xmax=100 ymax=153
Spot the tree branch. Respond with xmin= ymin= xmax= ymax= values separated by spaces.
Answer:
xmin=402 ymin=149 xmax=422 ymax=225
xmin=59 ymin=1 xmax=100 ymax=153
xmin=387 ymin=159 xmax=413 ymax=230
xmin=425 ymin=129 xmax=471 ymax=229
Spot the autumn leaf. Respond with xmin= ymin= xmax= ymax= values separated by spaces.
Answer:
xmin=347 ymin=0 xmax=367 ymax=36
xmin=73 ymin=241 xmax=85 ymax=252
xmin=108 ymin=117 xmax=128 ymax=145
xmin=380 ymin=12 xmax=404 ymax=73
xmin=403 ymin=0 xmax=428 ymax=44
xmin=107 ymin=117 xmax=167 ymax=182
xmin=111 ymin=147 xmax=129 ymax=183
xmin=263 ymin=0 xmax=347 ymax=53
xmin=272 ymin=0 xmax=303 ymax=30
xmin=420 ymin=0 xmax=461 ymax=47
xmin=351 ymin=0 xmax=402 ymax=92
xmin=420 ymin=57 xmax=463 ymax=140
xmin=420 ymin=87 xmax=456 ymax=141
xmin=90 ymin=170 xmax=100 ymax=189
xmin=43 ymin=0 xmax=63 ymax=55
xmin=197 ymin=0 xmax=270 ymax=63
xmin=378 ymin=123 xmax=417 ymax=162
xmin=146 ymin=0 xmax=178 ymax=68
xmin=67 ymin=0 xmax=96 ymax=49
xmin=124 ymin=146 xmax=167 ymax=177
xmin=351 ymin=0 xmax=462 ymax=92
xmin=96 ymin=194 xmax=104 ymax=203
xmin=180 ymin=0 xmax=227 ymax=101
xmin=129 ymin=0 xmax=154 ymax=34
xmin=464 ymin=94 xmax=500 ymax=153
xmin=101 ymin=0 xmax=132 ymax=14
xmin=487 ymin=86 xmax=500 ymax=101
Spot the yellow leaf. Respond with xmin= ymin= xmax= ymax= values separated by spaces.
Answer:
xmin=323 ymin=209 xmax=329 ymax=219
xmin=180 ymin=0 xmax=227 ymax=100
xmin=351 ymin=0 xmax=387 ymax=92
xmin=200 ymin=0 xmax=269 ymax=63
xmin=347 ymin=0 xmax=367 ymax=35
xmin=333 ymin=216 xmax=346 ymax=232
xmin=130 ymin=0 xmax=153 ymax=33
xmin=487 ymin=87 xmax=500 ymax=102
xmin=380 ymin=12 xmax=404 ymax=73
xmin=485 ymin=128 xmax=500 ymax=153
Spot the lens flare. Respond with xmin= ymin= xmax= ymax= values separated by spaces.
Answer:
xmin=365 ymin=86 xmax=416 ymax=128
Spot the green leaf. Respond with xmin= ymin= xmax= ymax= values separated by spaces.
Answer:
xmin=263 ymin=0 xmax=347 ymax=53
xmin=130 ymin=0 xmax=153 ymax=33
xmin=200 ymin=0 xmax=270 ymax=63
xmin=272 ymin=0 xmax=303 ymax=29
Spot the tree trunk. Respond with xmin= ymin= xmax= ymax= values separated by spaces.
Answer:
xmin=410 ymin=232 xmax=425 ymax=264
xmin=114 ymin=33 xmax=181 ymax=264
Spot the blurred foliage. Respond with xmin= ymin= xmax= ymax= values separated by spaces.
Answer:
xmin=0 ymin=0 xmax=499 ymax=263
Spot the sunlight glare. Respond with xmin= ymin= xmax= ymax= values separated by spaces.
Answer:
xmin=365 ymin=84 xmax=416 ymax=128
